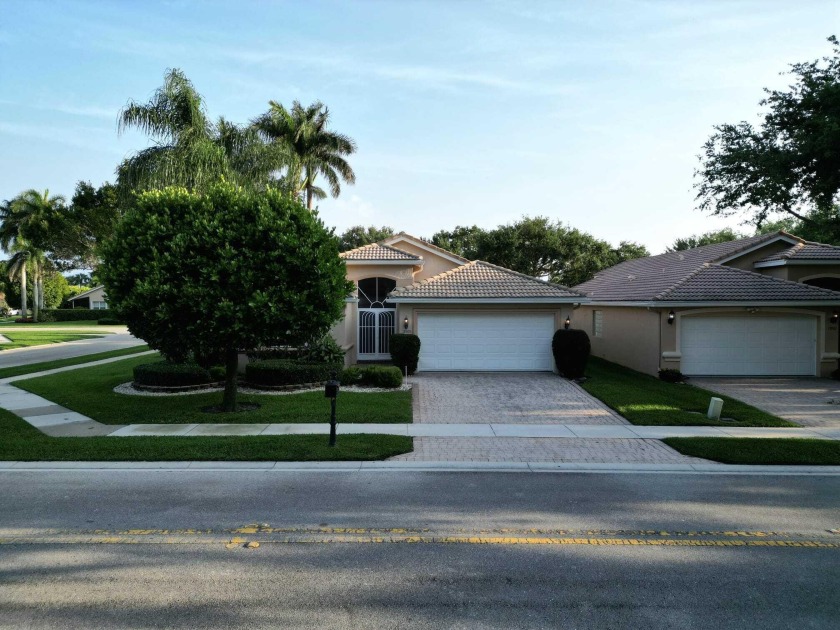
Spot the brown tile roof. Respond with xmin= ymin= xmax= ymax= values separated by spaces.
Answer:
xmin=575 ymin=231 xmax=840 ymax=303
xmin=757 ymin=241 xmax=840 ymax=262
xmin=389 ymin=261 xmax=585 ymax=300
xmin=340 ymin=243 xmax=422 ymax=261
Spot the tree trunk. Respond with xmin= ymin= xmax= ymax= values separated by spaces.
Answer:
xmin=306 ymin=186 xmax=313 ymax=210
xmin=19 ymin=265 xmax=27 ymax=318
xmin=32 ymin=267 xmax=39 ymax=323
xmin=221 ymin=349 xmax=239 ymax=412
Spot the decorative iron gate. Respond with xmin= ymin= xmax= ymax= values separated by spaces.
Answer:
xmin=358 ymin=308 xmax=396 ymax=360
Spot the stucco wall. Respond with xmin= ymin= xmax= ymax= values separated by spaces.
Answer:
xmin=344 ymin=263 xmax=417 ymax=288
xmin=384 ymin=239 xmax=462 ymax=280
xmin=571 ymin=306 xmax=661 ymax=375
xmin=724 ymin=241 xmax=792 ymax=271
xmin=329 ymin=300 xmax=359 ymax=366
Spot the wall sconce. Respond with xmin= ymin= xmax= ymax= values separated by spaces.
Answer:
xmin=564 ymin=317 xmax=571 ymax=330
xmin=831 ymin=312 xmax=838 ymax=325
xmin=667 ymin=310 xmax=675 ymax=325
xmin=403 ymin=317 xmax=409 ymax=331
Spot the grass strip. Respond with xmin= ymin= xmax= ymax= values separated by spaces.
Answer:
xmin=664 ymin=437 xmax=840 ymax=465
xmin=581 ymin=357 xmax=793 ymax=427
xmin=0 ymin=331 xmax=105 ymax=350
xmin=15 ymin=354 xmax=413 ymax=425
xmin=0 ymin=409 xmax=412 ymax=461
xmin=0 ymin=345 xmax=150 ymax=379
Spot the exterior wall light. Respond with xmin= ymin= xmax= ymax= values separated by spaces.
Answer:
xmin=403 ymin=317 xmax=409 ymax=331
xmin=831 ymin=312 xmax=839 ymax=325
xmin=667 ymin=310 xmax=676 ymax=325
xmin=564 ymin=316 xmax=571 ymax=330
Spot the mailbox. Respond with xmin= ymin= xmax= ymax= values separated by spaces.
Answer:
xmin=324 ymin=372 xmax=340 ymax=399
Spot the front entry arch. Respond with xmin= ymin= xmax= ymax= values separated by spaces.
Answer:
xmin=357 ymin=277 xmax=397 ymax=360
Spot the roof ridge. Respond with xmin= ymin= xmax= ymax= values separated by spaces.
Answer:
xmin=472 ymin=260 xmax=580 ymax=292
xmin=339 ymin=241 xmax=421 ymax=260
xmin=653 ymin=263 xmax=711 ymax=300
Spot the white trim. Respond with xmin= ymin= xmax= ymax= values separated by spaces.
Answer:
xmin=715 ymin=235 xmax=800 ymax=264
xmin=586 ymin=300 xmax=840 ymax=307
xmin=389 ymin=297 xmax=586 ymax=304
xmin=343 ymin=259 xmax=423 ymax=266
xmin=754 ymin=259 xmax=840 ymax=268
xmin=383 ymin=235 xmax=468 ymax=266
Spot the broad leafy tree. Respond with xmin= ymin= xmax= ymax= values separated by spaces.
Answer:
xmin=254 ymin=100 xmax=356 ymax=209
xmin=665 ymin=228 xmax=745 ymax=252
xmin=100 ymin=183 xmax=351 ymax=411
xmin=696 ymin=36 xmax=840 ymax=240
xmin=338 ymin=225 xmax=394 ymax=251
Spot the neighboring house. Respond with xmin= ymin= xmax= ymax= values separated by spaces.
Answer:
xmin=66 ymin=285 xmax=108 ymax=310
xmin=572 ymin=232 xmax=840 ymax=377
xmin=332 ymin=233 xmax=587 ymax=371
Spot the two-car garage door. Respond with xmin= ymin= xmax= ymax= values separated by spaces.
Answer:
xmin=680 ymin=315 xmax=817 ymax=376
xmin=417 ymin=313 xmax=555 ymax=371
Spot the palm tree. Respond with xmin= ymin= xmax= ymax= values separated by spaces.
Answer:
xmin=117 ymin=69 xmax=278 ymax=195
xmin=254 ymin=100 xmax=357 ymax=209
xmin=6 ymin=250 xmax=28 ymax=318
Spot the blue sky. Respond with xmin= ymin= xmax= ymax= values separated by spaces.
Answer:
xmin=1 ymin=0 xmax=837 ymax=253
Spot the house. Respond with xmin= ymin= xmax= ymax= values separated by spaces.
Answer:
xmin=332 ymin=233 xmax=587 ymax=371
xmin=66 ymin=286 xmax=108 ymax=310
xmin=572 ymin=232 xmax=840 ymax=377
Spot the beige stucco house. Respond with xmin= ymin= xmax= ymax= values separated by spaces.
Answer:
xmin=332 ymin=233 xmax=586 ymax=371
xmin=572 ymin=232 xmax=840 ymax=377
xmin=66 ymin=285 xmax=108 ymax=310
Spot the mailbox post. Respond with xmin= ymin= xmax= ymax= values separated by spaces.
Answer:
xmin=324 ymin=371 xmax=340 ymax=447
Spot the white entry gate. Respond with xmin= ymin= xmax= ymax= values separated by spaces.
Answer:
xmin=358 ymin=308 xmax=396 ymax=360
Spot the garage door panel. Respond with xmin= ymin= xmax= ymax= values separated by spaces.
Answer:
xmin=418 ymin=313 xmax=555 ymax=372
xmin=681 ymin=316 xmax=817 ymax=376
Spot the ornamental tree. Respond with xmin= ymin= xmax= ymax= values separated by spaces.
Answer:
xmin=99 ymin=183 xmax=351 ymax=411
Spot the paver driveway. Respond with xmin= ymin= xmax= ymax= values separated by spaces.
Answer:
xmin=410 ymin=372 xmax=627 ymax=425
xmin=693 ymin=378 xmax=840 ymax=428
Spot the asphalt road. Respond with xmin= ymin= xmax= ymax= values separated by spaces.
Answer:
xmin=1 ymin=471 xmax=838 ymax=629
xmin=0 ymin=331 xmax=144 ymax=367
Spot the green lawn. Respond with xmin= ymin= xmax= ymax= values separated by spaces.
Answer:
xmin=15 ymin=354 xmax=413 ymax=425
xmin=0 ymin=331 xmax=105 ymax=350
xmin=665 ymin=437 xmax=840 ymax=465
xmin=581 ymin=358 xmax=794 ymax=427
xmin=0 ymin=345 xmax=150 ymax=379
xmin=0 ymin=409 xmax=412 ymax=461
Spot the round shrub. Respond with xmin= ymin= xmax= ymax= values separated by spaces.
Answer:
xmin=246 ymin=359 xmax=340 ymax=387
xmin=340 ymin=366 xmax=363 ymax=386
xmin=359 ymin=365 xmax=403 ymax=388
xmin=658 ymin=368 xmax=685 ymax=383
xmin=390 ymin=333 xmax=421 ymax=375
xmin=551 ymin=329 xmax=591 ymax=379
xmin=133 ymin=361 xmax=212 ymax=387
xmin=208 ymin=366 xmax=227 ymax=381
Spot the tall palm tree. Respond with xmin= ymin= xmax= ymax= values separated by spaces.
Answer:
xmin=117 ymin=69 xmax=278 ymax=195
xmin=254 ymin=100 xmax=357 ymax=209
xmin=6 ymin=250 xmax=28 ymax=318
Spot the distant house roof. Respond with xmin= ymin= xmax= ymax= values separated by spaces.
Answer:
xmin=756 ymin=241 xmax=840 ymax=263
xmin=388 ymin=260 xmax=585 ymax=301
xmin=575 ymin=232 xmax=840 ymax=303
xmin=340 ymin=243 xmax=422 ymax=262
xmin=67 ymin=285 xmax=105 ymax=301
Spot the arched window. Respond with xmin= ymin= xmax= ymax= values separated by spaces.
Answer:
xmin=357 ymin=277 xmax=396 ymax=308
xmin=803 ymin=276 xmax=840 ymax=292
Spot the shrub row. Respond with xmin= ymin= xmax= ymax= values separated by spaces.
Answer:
xmin=133 ymin=361 xmax=213 ymax=387
xmin=340 ymin=365 xmax=403 ymax=388
xmin=245 ymin=359 xmax=341 ymax=387
xmin=41 ymin=308 xmax=117 ymax=321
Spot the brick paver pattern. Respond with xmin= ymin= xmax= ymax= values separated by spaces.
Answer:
xmin=693 ymin=378 xmax=840 ymax=428
xmin=410 ymin=373 xmax=627 ymax=425
xmin=390 ymin=437 xmax=698 ymax=463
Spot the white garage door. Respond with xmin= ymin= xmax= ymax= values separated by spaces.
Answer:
xmin=680 ymin=316 xmax=817 ymax=376
xmin=417 ymin=313 xmax=555 ymax=371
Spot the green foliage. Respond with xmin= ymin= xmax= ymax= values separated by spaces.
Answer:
xmin=40 ymin=308 xmax=115 ymax=321
xmin=97 ymin=318 xmax=123 ymax=325
xmin=666 ymin=228 xmax=746 ymax=252
xmin=338 ymin=225 xmax=394 ymax=251
xmin=551 ymin=329 xmax=591 ymax=379
xmin=246 ymin=359 xmax=340 ymax=387
xmin=432 ymin=217 xmax=649 ymax=286
xmin=340 ymin=366 xmax=363 ymax=386
xmin=658 ymin=368 xmax=685 ymax=383
xmin=358 ymin=365 xmax=403 ymax=388
xmin=696 ymin=36 xmax=840 ymax=240
xmin=208 ymin=366 xmax=227 ymax=381
xmin=100 ymin=182 xmax=351 ymax=409
xmin=4 ymin=271 xmax=68 ymax=310
xmin=301 ymin=334 xmax=346 ymax=364
xmin=664 ymin=437 xmax=840 ymax=465
xmin=390 ymin=333 xmax=421 ymax=375
xmin=133 ymin=361 xmax=212 ymax=387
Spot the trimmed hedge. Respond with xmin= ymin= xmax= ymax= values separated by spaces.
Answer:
xmin=340 ymin=365 xmax=403 ymax=389
xmin=390 ymin=333 xmax=421 ymax=375
xmin=41 ymin=308 xmax=116 ymax=321
xmin=98 ymin=318 xmax=124 ymax=325
xmin=133 ymin=362 xmax=212 ymax=387
xmin=551 ymin=328 xmax=591 ymax=379
xmin=246 ymin=359 xmax=341 ymax=387
xmin=658 ymin=368 xmax=685 ymax=383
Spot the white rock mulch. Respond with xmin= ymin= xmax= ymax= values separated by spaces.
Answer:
xmin=113 ymin=382 xmax=413 ymax=397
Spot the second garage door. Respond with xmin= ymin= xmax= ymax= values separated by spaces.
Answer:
xmin=680 ymin=315 xmax=817 ymax=376
xmin=417 ymin=312 xmax=555 ymax=371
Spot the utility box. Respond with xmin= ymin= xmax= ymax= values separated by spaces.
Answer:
xmin=707 ymin=397 xmax=724 ymax=420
